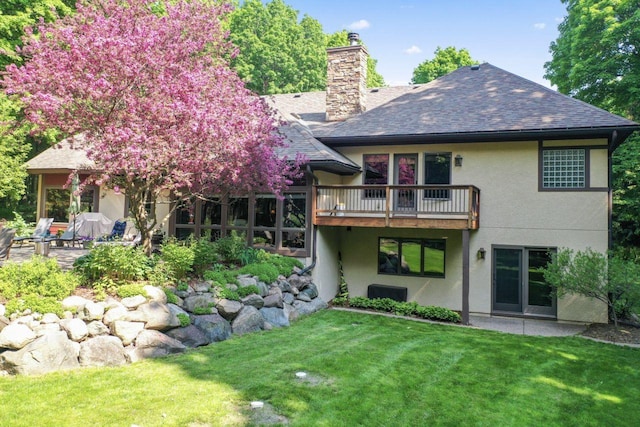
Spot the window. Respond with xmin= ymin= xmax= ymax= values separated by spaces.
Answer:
xmin=424 ymin=153 xmax=451 ymax=198
xmin=44 ymin=188 xmax=71 ymax=222
xmin=378 ymin=237 xmax=445 ymax=277
xmin=282 ymin=192 xmax=307 ymax=249
xmin=363 ymin=154 xmax=389 ymax=198
xmin=542 ymin=148 xmax=585 ymax=189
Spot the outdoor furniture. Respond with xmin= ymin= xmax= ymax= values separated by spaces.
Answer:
xmin=74 ymin=212 xmax=113 ymax=240
xmin=0 ymin=228 xmax=17 ymax=262
xmin=13 ymin=218 xmax=53 ymax=246
xmin=96 ymin=220 xmax=127 ymax=242
xmin=46 ymin=227 xmax=81 ymax=248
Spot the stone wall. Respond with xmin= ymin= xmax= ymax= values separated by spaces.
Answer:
xmin=0 ymin=271 xmax=327 ymax=376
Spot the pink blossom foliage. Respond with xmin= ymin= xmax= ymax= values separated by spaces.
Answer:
xmin=3 ymin=0 xmax=297 ymax=251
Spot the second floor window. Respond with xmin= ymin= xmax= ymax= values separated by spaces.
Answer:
xmin=542 ymin=148 xmax=586 ymax=189
xmin=424 ymin=153 xmax=451 ymax=199
xmin=363 ymin=154 xmax=389 ymax=198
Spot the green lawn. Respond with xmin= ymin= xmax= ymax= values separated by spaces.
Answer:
xmin=1 ymin=310 xmax=638 ymax=426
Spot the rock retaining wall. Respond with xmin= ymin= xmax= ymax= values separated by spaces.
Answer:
xmin=0 ymin=271 xmax=327 ymax=375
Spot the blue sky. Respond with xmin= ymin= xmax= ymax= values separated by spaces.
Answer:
xmin=283 ymin=0 xmax=568 ymax=88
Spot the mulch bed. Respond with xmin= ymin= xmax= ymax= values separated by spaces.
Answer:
xmin=581 ymin=323 xmax=640 ymax=345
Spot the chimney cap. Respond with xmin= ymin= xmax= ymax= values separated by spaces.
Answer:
xmin=347 ymin=32 xmax=360 ymax=46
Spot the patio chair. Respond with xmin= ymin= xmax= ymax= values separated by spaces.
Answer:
xmin=0 ymin=228 xmax=17 ymax=261
xmin=96 ymin=220 xmax=127 ymax=242
xmin=45 ymin=226 xmax=81 ymax=248
xmin=13 ymin=217 xmax=53 ymax=246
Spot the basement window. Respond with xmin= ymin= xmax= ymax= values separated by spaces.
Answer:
xmin=378 ymin=237 xmax=446 ymax=277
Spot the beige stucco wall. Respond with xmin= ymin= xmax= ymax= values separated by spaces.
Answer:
xmin=315 ymin=139 xmax=609 ymax=323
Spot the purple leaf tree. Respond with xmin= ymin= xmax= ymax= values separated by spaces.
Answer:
xmin=3 ymin=0 xmax=297 ymax=253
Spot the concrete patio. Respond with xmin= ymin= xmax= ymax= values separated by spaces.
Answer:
xmin=6 ymin=244 xmax=89 ymax=270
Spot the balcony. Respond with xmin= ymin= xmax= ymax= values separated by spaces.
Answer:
xmin=313 ymin=185 xmax=480 ymax=230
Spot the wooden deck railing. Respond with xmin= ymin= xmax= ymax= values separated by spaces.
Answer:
xmin=313 ymin=185 xmax=480 ymax=230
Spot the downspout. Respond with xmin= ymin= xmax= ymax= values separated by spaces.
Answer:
xmin=608 ymin=131 xmax=617 ymax=251
xmin=299 ymin=165 xmax=318 ymax=276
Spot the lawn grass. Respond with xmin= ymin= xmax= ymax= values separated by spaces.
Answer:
xmin=1 ymin=310 xmax=639 ymax=426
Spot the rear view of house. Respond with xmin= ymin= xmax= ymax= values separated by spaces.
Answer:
xmin=27 ymin=35 xmax=639 ymax=324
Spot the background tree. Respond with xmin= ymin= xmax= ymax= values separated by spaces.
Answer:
xmin=544 ymin=0 xmax=640 ymax=248
xmin=228 ymin=0 xmax=327 ymax=95
xmin=3 ymin=0 xmax=296 ymax=253
xmin=411 ymin=46 xmax=479 ymax=84
xmin=0 ymin=0 xmax=76 ymax=219
xmin=326 ymin=30 xmax=385 ymax=88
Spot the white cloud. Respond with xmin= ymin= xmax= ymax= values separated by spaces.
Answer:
xmin=348 ymin=19 xmax=371 ymax=31
xmin=533 ymin=23 xmax=546 ymax=30
xmin=404 ymin=45 xmax=422 ymax=55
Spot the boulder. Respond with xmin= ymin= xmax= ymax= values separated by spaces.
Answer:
xmin=192 ymin=314 xmax=232 ymax=342
xmin=121 ymin=295 xmax=147 ymax=310
xmin=61 ymin=296 xmax=90 ymax=313
xmin=237 ymin=275 xmax=258 ymax=288
xmin=277 ymin=280 xmax=293 ymax=293
xmin=0 ymin=304 xmax=4 ymax=317
xmin=87 ymin=320 xmax=110 ymax=337
xmin=296 ymin=293 xmax=312 ymax=302
xmin=136 ymin=302 xmax=180 ymax=331
xmin=143 ymin=285 xmax=167 ymax=303
xmin=79 ymin=336 xmax=126 ymax=367
xmin=110 ymin=320 xmax=145 ymax=346
xmin=192 ymin=281 xmax=211 ymax=293
xmin=122 ymin=310 xmax=148 ymax=323
xmin=292 ymin=298 xmax=328 ymax=317
xmin=166 ymin=325 xmax=210 ymax=348
xmin=0 ymin=331 xmax=80 ymax=375
xmin=241 ymin=294 xmax=264 ymax=310
xmin=256 ymin=282 xmax=270 ymax=297
xmin=299 ymin=283 xmax=319 ymax=299
xmin=83 ymin=301 xmax=105 ymax=321
xmin=231 ymin=306 xmax=264 ymax=336
xmin=263 ymin=293 xmax=284 ymax=309
xmin=60 ymin=318 xmax=89 ymax=342
xmin=41 ymin=313 xmax=61 ymax=324
xmin=102 ymin=306 xmax=129 ymax=326
xmin=0 ymin=323 xmax=37 ymax=350
xmin=128 ymin=330 xmax=186 ymax=361
xmin=183 ymin=294 xmax=216 ymax=313
xmin=283 ymin=293 xmax=295 ymax=305
xmin=216 ymin=299 xmax=243 ymax=321
xmin=33 ymin=323 xmax=61 ymax=337
xmin=259 ymin=307 xmax=289 ymax=328
xmin=284 ymin=303 xmax=299 ymax=323
xmin=0 ymin=316 xmax=9 ymax=332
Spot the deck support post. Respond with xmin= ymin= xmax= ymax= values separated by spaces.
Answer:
xmin=462 ymin=228 xmax=470 ymax=325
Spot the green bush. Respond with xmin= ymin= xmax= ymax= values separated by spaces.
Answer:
xmin=213 ymin=231 xmax=246 ymax=263
xmin=5 ymin=211 xmax=32 ymax=236
xmin=0 ymin=257 xmax=79 ymax=300
xmin=4 ymin=294 xmax=64 ymax=317
xmin=239 ymin=262 xmax=279 ymax=284
xmin=74 ymin=245 xmax=150 ymax=285
xmin=177 ymin=313 xmax=191 ymax=327
xmin=237 ymin=285 xmax=260 ymax=298
xmin=116 ymin=284 xmax=147 ymax=298
xmin=190 ymin=238 xmax=218 ymax=276
xmin=268 ymin=254 xmax=303 ymax=276
xmin=347 ymin=297 xmax=461 ymax=323
xmin=203 ymin=269 xmax=239 ymax=286
xmin=193 ymin=306 xmax=212 ymax=315
xmin=164 ymin=288 xmax=179 ymax=304
xmin=160 ymin=241 xmax=194 ymax=281
xmin=217 ymin=286 xmax=240 ymax=301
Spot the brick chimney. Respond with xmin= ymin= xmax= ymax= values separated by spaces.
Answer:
xmin=325 ymin=32 xmax=368 ymax=121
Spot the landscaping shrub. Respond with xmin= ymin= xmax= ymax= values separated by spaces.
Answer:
xmin=203 ymin=269 xmax=239 ymax=286
xmin=5 ymin=211 xmax=33 ymax=236
xmin=160 ymin=240 xmax=194 ymax=281
xmin=237 ymin=285 xmax=260 ymax=298
xmin=116 ymin=284 xmax=147 ymax=299
xmin=177 ymin=313 xmax=191 ymax=327
xmin=74 ymin=245 xmax=150 ymax=285
xmin=4 ymin=295 xmax=64 ymax=317
xmin=213 ymin=231 xmax=246 ymax=264
xmin=190 ymin=238 xmax=218 ymax=276
xmin=268 ymin=254 xmax=303 ymax=276
xmin=239 ymin=262 xmax=279 ymax=284
xmin=347 ymin=297 xmax=461 ymax=323
xmin=164 ymin=288 xmax=179 ymax=304
xmin=217 ymin=286 xmax=240 ymax=301
xmin=0 ymin=257 xmax=79 ymax=300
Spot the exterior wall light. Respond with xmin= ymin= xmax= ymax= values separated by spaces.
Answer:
xmin=477 ymin=247 xmax=486 ymax=260
xmin=455 ymin=154 xmax=463 ymax=167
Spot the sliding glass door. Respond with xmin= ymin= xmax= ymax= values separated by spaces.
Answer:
xmin=493 ymin=247 xmax=556 ymax=317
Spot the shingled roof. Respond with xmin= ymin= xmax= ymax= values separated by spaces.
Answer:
xmin=25 ymin=135 xmax=94 ymax=174
xmin=271 ymin=63 xmax=639 ymax=148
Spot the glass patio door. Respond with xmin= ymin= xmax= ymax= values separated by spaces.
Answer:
xmin=394 ymin=154 xmax=417 ymax=211
xmin=493 ymin=247 xmax=556 ymax=317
